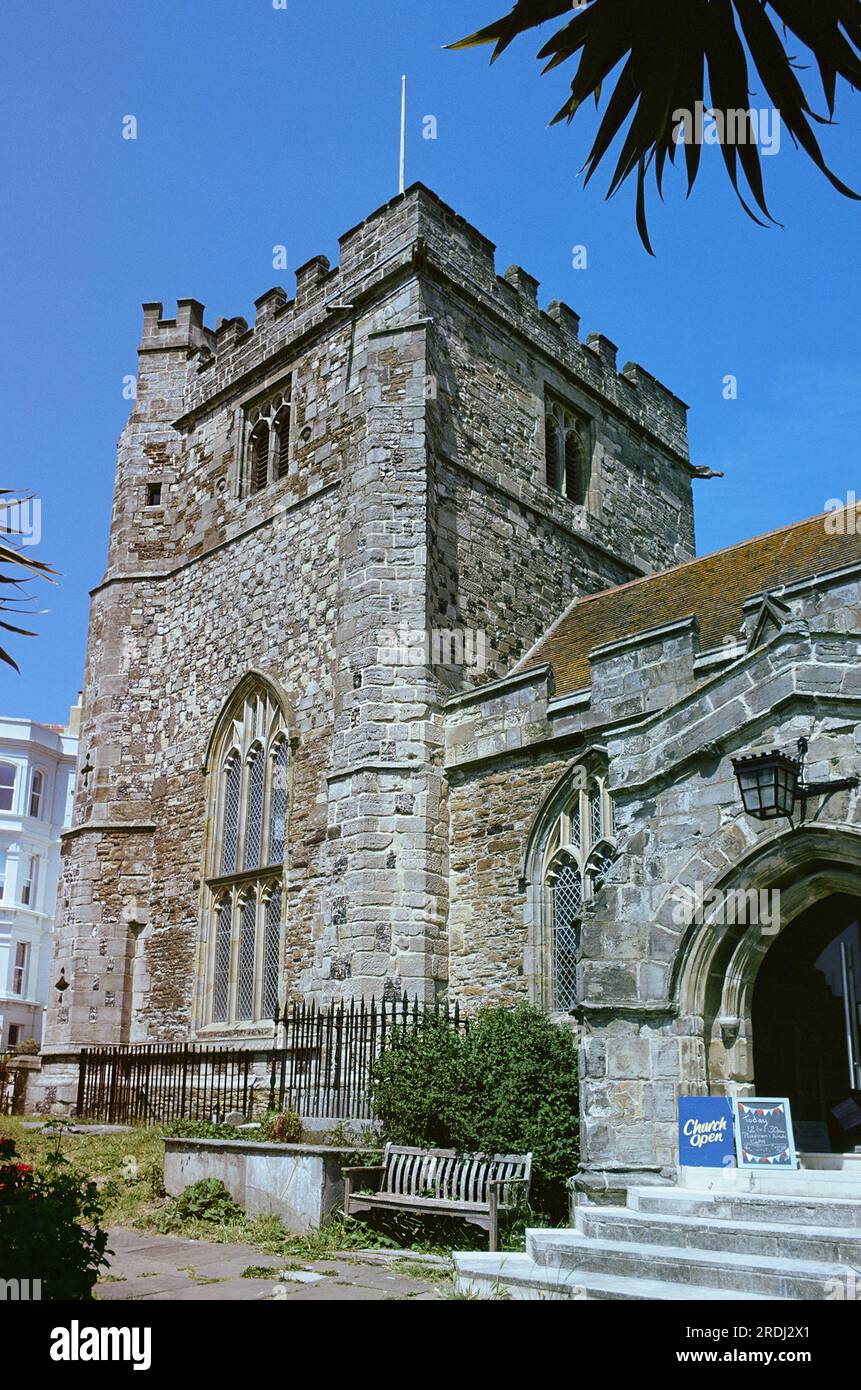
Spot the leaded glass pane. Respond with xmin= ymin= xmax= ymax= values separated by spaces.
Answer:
xmin=269 ymin=738 xmax=288 ymax=865
xmin=244 ymin=746 xmax=265 ymax=870
xmin=552 ymin=862 xmax=581 ymax=1012
xmin=221 ymin=755 xmax=241 ymax=875
xmin=212 ymin=899 xmax=232 ymax=1024
xmin=237 ymin=894 xmax=257 ymax=1020
xmin=569 ymin=804 xmax=581 ymax=850
xmin=590 ymin=786 xmax=603 ymax=845
xmin=263 ymin=887 xmax=282 ymax=1021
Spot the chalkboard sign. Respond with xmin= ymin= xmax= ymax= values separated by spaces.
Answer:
xmin=733 ymin=1097 xmax=797 ymax=1169
xmin=678 ymin=1096 xmax=735 ymax=1167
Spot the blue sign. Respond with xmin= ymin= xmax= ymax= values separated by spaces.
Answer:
xmin=678 ymin=1096 xmax=735 ymax=1167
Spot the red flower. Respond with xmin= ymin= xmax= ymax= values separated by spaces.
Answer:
xmin=15 ymin=1164 xmax=32 ymax=1173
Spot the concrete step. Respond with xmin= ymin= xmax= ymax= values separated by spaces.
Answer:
xmin=527 ymin=1228 xmax=853 ymax=1299
xmin=629 ymin=1185 xmax=861 ymax=1229
xmin=452 ymin=1252 xmax=785 ymax=1302
xmin=576 ymin=1205 xmax=861 ymax=1266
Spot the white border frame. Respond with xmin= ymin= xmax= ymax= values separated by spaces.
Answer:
xmin=733 ymin=1095 xmax=798 ymax=1170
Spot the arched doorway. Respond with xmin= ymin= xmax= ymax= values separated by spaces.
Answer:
xmin=753 ymin=893 xmax=861 ymax=1152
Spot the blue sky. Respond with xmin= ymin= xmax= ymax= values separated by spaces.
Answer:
xmin=1 ymin=0 xmax=859 ymax=723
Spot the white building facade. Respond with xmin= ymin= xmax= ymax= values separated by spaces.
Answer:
xmin=0 ymin=709 xmax=78 ymax=1048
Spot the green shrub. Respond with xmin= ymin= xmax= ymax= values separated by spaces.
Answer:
xmin=258 ymin=1109 xmax=304 ymax=1144
xmin=156 ymin=1178 xmax=243 ymax=1230
xmin=372 ymin=1005 xmax=579 ymax=1218
xmin=13 ymin=1037 xmax=40 ymax=1056
xmin=0 ymin=1133 xmax=109 ymax=1298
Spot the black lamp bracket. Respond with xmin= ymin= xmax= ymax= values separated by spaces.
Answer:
xmin=795 ymin=736 xmax=859 ymax=803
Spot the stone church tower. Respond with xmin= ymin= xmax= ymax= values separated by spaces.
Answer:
xmin=45 ymin=184 xmax=695 ymax=1052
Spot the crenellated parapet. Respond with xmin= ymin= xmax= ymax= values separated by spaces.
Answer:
xmin=147 ymin=184 xmax=688 ymax=462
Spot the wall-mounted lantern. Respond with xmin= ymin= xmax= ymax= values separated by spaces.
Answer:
xmin=732 ymin=737 xmax=859 ymax=823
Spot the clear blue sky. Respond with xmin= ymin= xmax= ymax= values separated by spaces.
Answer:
xmin=1 ymin=0 xmax=859 ymax=723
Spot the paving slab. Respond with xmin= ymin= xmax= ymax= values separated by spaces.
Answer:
xmin=96 ymin=1228 xmax=450 ymax=1301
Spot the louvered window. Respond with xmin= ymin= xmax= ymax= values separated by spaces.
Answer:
xmin=274 ymin=406 xmax=291 ymax=479
xmin=544 ymin=394 xmax=590 ymax=504
xmin=250 ymin=423 xmax=270 ymax=493
xmin=545 ymin=414 xmax=560 ymax=490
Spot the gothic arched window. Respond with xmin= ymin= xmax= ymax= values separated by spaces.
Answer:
xmin=244 ymin=382 xmax=292 ymax=496
xmin=542 ymin=775 xmax=616 ymax=1012
xmin=544 ymin=396 xmax=590 ymax=505
xmin=202 ymin=680 xmax=289 ymax=1030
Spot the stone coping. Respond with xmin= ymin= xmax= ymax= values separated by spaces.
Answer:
xmin=162 ymin=1137 xmax=383 ymax=1159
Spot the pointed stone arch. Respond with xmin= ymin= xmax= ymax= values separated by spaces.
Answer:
xmin=669 ymin=823 xmax=861 ymax=1097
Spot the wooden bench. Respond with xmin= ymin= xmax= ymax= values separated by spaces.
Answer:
xmin=343 ymin=1142 xmax=532 ymax=1251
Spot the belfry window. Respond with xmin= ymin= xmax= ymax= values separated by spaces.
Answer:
xmin=542 ymin=775 xmax=616 ymax=1012
xmin=203 ymin=681 xmax=290 ymax=1029
xmin=244 ymin=382 xmax=292 ymax=495
xmin=544 ymin=395 xmax=590 ymax=505
xmin=250 ymin=423 xmax=270 ymax=494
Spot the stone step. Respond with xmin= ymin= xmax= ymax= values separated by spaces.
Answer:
xmin=679 ymin=1165 xmax=861 ymax=1200
xmin=629 ymin=1185 xmax=861 ymax=1229
xmin=526 ymin=1229 xmax=852 ymax=1299
xmin=576 ymin=1205 xmax=861 ymax=1266
xmin=452 ymin=1252 xmax=785 ymax=1302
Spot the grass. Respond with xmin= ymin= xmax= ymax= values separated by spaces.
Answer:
xmin=1 ymin=1115 xmax=529 ymax=1266
xmin=0 ymin=1115 xmax=165 ymax=1227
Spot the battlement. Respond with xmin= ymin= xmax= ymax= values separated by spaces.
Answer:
xmin=140 ymin=299 xmax=216 ymax=354
xmin=140 ymin=184 xmax=687 ymax=457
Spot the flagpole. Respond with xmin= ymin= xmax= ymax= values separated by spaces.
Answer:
xmin=399 ymin=75 xmax=406 ymax=194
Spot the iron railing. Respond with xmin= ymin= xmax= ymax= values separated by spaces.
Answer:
xmin=268 ymin=994 xmax=467 ymax=1119
xmin=75 ymin=995 xmax=466 ymax=1125
xmin=76 ymin=1043 xmax=256 ymax=1126
xmin=0 ymin=1052 xmax=28 ymax=1115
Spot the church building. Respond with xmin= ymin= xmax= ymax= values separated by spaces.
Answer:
xmin=41 ymin=186 xmax=861 ymax=1194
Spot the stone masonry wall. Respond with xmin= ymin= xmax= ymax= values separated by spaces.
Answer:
xmin=45 ymin=184 xmax=696 ymax=1052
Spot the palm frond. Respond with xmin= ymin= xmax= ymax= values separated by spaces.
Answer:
xmin=0 ymin=496 xmax=56 ymax=671
xmin=450 ymin=0 xmax=861 ymax=250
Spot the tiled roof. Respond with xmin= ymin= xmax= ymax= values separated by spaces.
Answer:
xmin=520 ymin=512 xmax=861 ymax=695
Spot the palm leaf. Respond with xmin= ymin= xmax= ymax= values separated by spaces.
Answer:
xmin=449 ymin=0 xmax=861 ymax=249
xmin=0 ymin=495 xmax=56 ymax=670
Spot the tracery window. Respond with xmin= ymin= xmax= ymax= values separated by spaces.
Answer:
xmin=245 ymin=382 xmax=292 ymax=495
xmin=544 ymin=396 xmax=590 ymax=505
xmin=542 ymin=775 xmax=617 ymax=1012
xmin=203 ymin=682 xmax=289 ymax=1029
